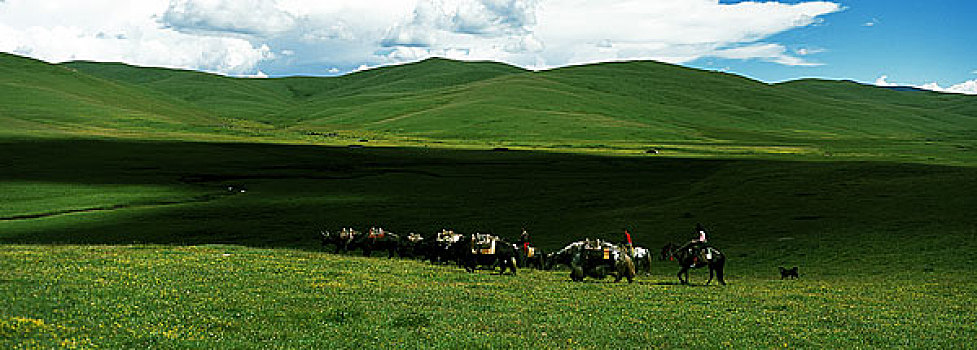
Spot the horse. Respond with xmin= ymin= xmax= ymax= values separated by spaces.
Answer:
xmin=668 ymin=243 xmax=726 ymax=285
xmin=320 ymin=228 xmax=361 ymax=254
xmin=355 ymin=227 xmax=400 ymax=258
xmin=544 ymin=241 xmax=586 ymax=270
xmin=397 ymin=232 xmax=426 ymax=259
xmin=569 ymin=239 xmax=635 ymax=283
xmin=426 ymin=229 xmax=464 ymax=265
xmin=515 ymin=243 xmax=546 ymax=270
xmin=462 ymin=233 xmax=518 ymax=275
xmin=631 ymin=246 xmax=653 ymax=275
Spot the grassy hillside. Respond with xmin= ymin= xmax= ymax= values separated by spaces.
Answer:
xmin=0 ymin=53 xmax=217 ymax=138
xmin=0 ymin=53 xmax=965 ymax=164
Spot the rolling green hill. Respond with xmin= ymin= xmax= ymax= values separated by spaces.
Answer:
xmin=0 ymin=53 xmax=219 ymax=138
xmin=2 ymin=52 xmax=973 ymax=162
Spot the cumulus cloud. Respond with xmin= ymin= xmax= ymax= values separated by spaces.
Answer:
xmin=873 ymin=75 xmax=977 ymax=95
xmin=1 ymin=0 xmax=842 ymax=75
xmin=161 ymin=0 xmax=297 ymax=36
xmin=0 ymin=0 xmax=272 ymax=75
xmin=926 ymin=80 xmax=977 ymax=95
xmin=874 ymin=75 xmax=896 ymax=87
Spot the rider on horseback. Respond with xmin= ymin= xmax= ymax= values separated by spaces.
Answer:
xmin=678 ymin=223 xmax=711 ymax=267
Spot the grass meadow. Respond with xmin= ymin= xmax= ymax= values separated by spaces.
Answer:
xmin=2 ymin=139 xmax=976 ymax=348
xmin=2 ymin=245 xmax=974 ymax=349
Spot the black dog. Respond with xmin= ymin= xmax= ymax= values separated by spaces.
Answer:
xmin=779 ymin=266 xmax=799 ymax=279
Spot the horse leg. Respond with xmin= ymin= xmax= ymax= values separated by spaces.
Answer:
xmin=706 ymin=266 xmax=714 ymax=286
xmin=677 ymin=267 xmax=688 ymax=284
xmin=716 ymin=261 xmax=727 ymax=286
xmin=509 ymin=257 xmax=518 ymax=276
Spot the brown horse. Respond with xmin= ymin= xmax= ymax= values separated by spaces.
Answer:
xmin=669 ymin=244 xmax=726 ymax=285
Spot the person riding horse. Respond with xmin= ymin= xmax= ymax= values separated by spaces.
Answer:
xmin=677 ymin=223 xmax=710 ymax=267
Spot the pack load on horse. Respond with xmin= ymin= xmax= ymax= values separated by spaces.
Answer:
xmin=463 ymin=233 xmax=517 ymax=275
xmin=668 ymin=224 xmax=726 ymax=285
xmin=427 ymin=229 xmax=464 ymax=264
xmin=357 ymin=227 xmax=399 ymax=258
xmin=473 ymin=233 xmax=498 ymax=255
xmin=398 ymin=232 xmax=426 ymax=258
xmin=321 ymin=227 xmax=361 ymax=254
xmin=569 ymin=239 xmax=636 ymax=283
xmin=544 ymin=241 xmax=586 ymax=270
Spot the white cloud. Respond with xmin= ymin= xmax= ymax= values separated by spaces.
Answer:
xmin=795 ymin=47 xmax=826 ymax=56
xmin=873 ymin=75 xmax=977 ymax=95
xmin=935 ymin=80 xmax=977 ymax=95
xmin=161 ymin=0 xmax=297 ymax=36
xmin=863 ymin=17 xmax=879 ymax=27
xmin=0 ymin=0 xmax=272 ymax=75
xmin=874 ymin=75 xmax=896 ymax=87
xmin=241 ymin=70 xmax=269 ymax=78
xmin=714 ymin=43 xmax=823 ymax=66
xmin=1 ymin=0 xmax=843 ymax=75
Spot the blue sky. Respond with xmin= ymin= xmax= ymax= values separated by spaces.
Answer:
xmin=0 ymin=0 xmax=973 ymax=93
xmin=697 ymin=0 xmax=976 ymax=88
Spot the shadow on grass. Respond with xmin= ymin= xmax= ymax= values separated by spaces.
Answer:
xmin=2 ymin=138 xmax=975 ymax=253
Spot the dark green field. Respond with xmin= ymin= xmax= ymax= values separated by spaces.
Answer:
xmin=2 ymin=52 xmax=977 ymax=348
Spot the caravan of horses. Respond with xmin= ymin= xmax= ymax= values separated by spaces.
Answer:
xmin=320 ymin=228 xmax=726 ymax=285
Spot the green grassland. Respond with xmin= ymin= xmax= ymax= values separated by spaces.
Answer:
xmin=3 ymin=245 xmax=974 ymax=349
xmin=2 ymin=52 xmax=977 ymax=348
xmin=2 ymin=140 xmax=976 ymax=348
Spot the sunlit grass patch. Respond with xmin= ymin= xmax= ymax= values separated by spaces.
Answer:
xmin=2 ymin=245 xmax=975 ymax=348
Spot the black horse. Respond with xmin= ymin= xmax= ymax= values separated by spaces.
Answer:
xmin=397 ymin=232 xmax=426 ymax=259
xmin=425 ymin=230 xmax=465 ymax=265
xmin=462 ymin=234 xmax=518 ymax=275
xmin=669 ymin=244 xmax=726 ymax=285
xmin=355 ymin=228 xmax=400 ymax=258
xmin=320 ymin=228 xmax=360 ymax=254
